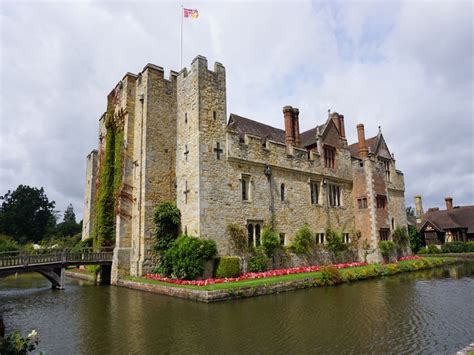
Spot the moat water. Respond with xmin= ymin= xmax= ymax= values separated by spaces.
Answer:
xmin=1 ymin=262 xmax=474 ymax=354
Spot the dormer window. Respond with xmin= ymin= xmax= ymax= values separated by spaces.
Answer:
xmin=324 ymin=146 xmax=335 ymax=168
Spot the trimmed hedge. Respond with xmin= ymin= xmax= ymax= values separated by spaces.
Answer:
xmin=215 ymin=257 xmax=241 ymax=278
xmin=441 ymin=241 xmax=474 ymax=253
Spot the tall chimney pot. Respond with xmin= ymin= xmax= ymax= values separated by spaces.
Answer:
xmin=445 ymin=197 xmax=453 ymax=210
xmin=283 ymin=106 xmax=294 ymax=146
xmin=356 ymin=124 xmax=368 ymax=158
xmin=292 ymin=108 xmax=301 ymax=147
xmin=415 ymin=195 xmax=424 ymax=223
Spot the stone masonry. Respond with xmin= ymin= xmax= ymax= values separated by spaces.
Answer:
xmin=82 ymin=55 xmax=408 ymax=280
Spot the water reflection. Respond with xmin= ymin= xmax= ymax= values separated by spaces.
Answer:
xmin=1 ymin=262 xmax=473 ymax=354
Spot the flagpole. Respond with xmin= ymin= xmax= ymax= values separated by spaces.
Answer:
xmin=180 ymin=5 xmax=183 ymax=69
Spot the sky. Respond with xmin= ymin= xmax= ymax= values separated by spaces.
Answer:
xmin=0 ymin=0 xmax=473 ymax=221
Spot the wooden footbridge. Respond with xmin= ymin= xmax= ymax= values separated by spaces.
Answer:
xmin=0 ymin=248 xmax=113 ymax=289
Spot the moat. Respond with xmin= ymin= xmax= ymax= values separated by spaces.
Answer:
xmin=1 ymin=262 xmax=474 ymax=354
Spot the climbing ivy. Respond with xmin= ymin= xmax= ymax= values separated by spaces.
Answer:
xmin=93 ymin=100 xmax=123 ymax=248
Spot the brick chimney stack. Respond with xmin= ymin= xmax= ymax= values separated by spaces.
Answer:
xmin=283 ymin=106 xmax=294 ymax=146
xmin=331 ymin=112 xmax=341 ymax=134
xmin=445 ymin=197 xmax=453 ymax=210
xmin=292 ymin=108 xmax=301 ymax=146
xmin=339 ymin=115 xmax=346 ymax=138
xmin=415 ymin=195 xmax=424 ymax=223
xmin=356 ymin=124 xmax=368 ymax=158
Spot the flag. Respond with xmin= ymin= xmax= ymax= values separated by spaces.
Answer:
xmin=183 ymin=8 xmax=199 ymax=19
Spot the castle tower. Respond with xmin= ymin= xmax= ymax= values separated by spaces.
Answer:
xmin=176 ymin=56 xmax=227 ymax=248
xmin=81 ymin=150 xmax=98 ymax=241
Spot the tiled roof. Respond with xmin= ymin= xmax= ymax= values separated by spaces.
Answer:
xmin=228 ymin=114 xmax=285 ymax=143
xmin=348 ymin=136 xmax=378 ymax=159
xmin=419 ymin=206 xmax=474 ymax=234
xmin=228 ymin=113 xmax=323 ymax=148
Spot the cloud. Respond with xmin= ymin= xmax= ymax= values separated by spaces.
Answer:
xmin=0 ymin=0 xmax=472 ymax=221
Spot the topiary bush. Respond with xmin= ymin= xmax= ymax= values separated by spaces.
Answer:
xmin=408 ymin=225 xmax=424 ymax=253
xmin=215 ymin=256 xmax=241 ymax=278
xmin=153 ymin=202 xmax=181 ymax=254
xmin=157 ymin=235 xmax=217 ymax=280
xmin=227 ymin=223 xmax=248 ymax=256
xmin=248 ymin=247 xmax=267 ymax=272
xmin=291 ymin=224 xmax=314 ymax=254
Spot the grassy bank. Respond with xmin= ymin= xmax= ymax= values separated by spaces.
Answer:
xmin=126 ymin=257 xmax=456 ymax=292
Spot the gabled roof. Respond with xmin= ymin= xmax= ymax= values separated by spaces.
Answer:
xmin=418 ymin=206 xmax=474 ymax=234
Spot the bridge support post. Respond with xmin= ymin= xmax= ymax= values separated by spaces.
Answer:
xmin=52 ymin=267 xmax=66 ymax=290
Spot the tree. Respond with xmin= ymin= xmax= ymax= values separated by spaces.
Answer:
xmin=325 ymin=228 xmax=347 ymax=255
xmin=56 ymin=204 xmax=81 ymax=238
xmin=153 ymin=202 xmax=181 ymax=254
xmin=408 ymin=225 xmax=424 ymax=253
xmin=261 ymin=226 xmax=280 ymax=258
xmin=0 ymin=185 xmax=56 ymax=243
xmin=406 ymin=206 xmax=415 ymax=217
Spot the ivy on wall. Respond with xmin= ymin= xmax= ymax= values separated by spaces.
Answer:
xmin=93 ymin=98 xmax=124 ymax=248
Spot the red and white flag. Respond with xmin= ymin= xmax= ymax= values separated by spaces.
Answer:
xmin=183 ymin=8 xmax=199 ymax=19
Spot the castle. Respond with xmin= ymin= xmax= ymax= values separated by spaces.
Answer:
xmin=81 ymin=55 xmax=407 ymax=280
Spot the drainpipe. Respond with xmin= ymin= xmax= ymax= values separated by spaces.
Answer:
xmin=264 ymin=165 xmax=274 ymax=229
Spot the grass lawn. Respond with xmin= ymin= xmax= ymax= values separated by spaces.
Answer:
xmin=126 ymin=258 xmax=452 ymax=292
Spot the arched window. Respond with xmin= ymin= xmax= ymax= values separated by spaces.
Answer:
xmin=248 ymin=224 xmax=254 ymax=247
xmin=280 ymin=183 xmax=285 ymax=201
xmin=255 ymin=224 xmax=261 ymax=246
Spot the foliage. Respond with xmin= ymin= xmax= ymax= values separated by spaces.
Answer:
xmin=361 ymin=239 xmax=376 ymax=263
xmin=406 ymin=206 xmax=415 ymax=217
xmin=319 ymin=266 xmax=342 ymax=286
xmin=71 ymin=237 xmax=94 ymax=252
xmin=325 ymin=228 xmax=347 ymax=254
xmin=408 ymin=225 xmax=424 ymax=253
xmin=157 ymin=235 xmax=217 ymax=280
xmin=227 ymin=223 xmax=248 ymax=256
xmin=441 ymin=241 xmax=474 ymax=253
xmin=418 ymin=244 xmax=441 ymax=254
xmin=215 ymin=257 xmax=241 ymax=278
xmin=248 ymin=247 xmax=267 ymax=272
xmin=56 ymin=204 xmax=81 ymax=238
xmin=153 ymin=202 xmax=181 ymax=254
xmin=291 ymin=224 xmax=315 ymax=255
xmin=0 ymin=185 xmax=56 ymax=243
xmin=261 ymin=226 xmax=280 ymax=258
xmin=0 ymin=234 xmax=21 ymax=253
xmin=0 ymin=329 xmax=40 ymax=354
xmin=93 ymin=102 xmax=123 ymax=249
xmin=379 ymin=240 xmax=395 ymax=259
xmin=392 ymin=226 xmax=409 ymax=246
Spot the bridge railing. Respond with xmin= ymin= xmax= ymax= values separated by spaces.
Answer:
xmin=0 ymin=248 xmax=114 ymax=268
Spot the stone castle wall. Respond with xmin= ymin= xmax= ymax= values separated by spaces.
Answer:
xmin=82 ymin=55 xmax=409 ymax=278
xmin=81 ymin=150 xmax=98 ymax=241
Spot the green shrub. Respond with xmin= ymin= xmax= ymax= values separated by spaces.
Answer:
xmin=425 ymin=244 xmax=441 ymax=254
xmin=326 ymin=228 xmax=347 ymax=254
xmin=0 ymin=234 xmax=21 ymax=253
xmin=408 ymin=225 xmax=424 ymax=253
xmin=153 ymin=202 xmax=181 ymax=254
xmin=341 ymin=269 xmax=357 ymax=282
xmin=291 ymin=224 xmax=314 ymax=254
xmin=248 ymin=247 xmax=267 ymax=272
xmin=319 ymin=266 xmax=342 ymax=286
xmin=261 ymin=226 xmax=280 ymax=258
xmin=227 ymin=223 xmax=248 ymax=256
xmin=466 ymin=242 xmax=474 ymax=252
xmin=383 ymin=263 xmax=401 ymax=275
xmin=379 ymin=240 xmax=395 ymax=259
xmin=158 ymin=235 xmax=217 ymax=280
xmin=442 ymin=241 xmax=467 ymax=253
xmin=215 ymin=256 xmax=241 ymax=278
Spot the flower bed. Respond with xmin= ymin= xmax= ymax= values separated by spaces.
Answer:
xmin=398 ymin=255 xmax=422 ymax=261
xmin=144 ymin=261 xmax=368 ymax=286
